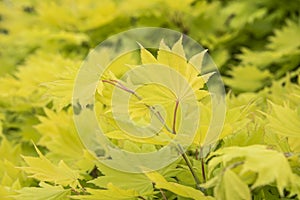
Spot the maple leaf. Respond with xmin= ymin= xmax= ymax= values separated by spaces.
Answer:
xmin=207 ymin=145 xmax=300 ymax=196
xmin=20 ymin=145 xmax=81 ymax=188
xmin=14 ymin=182 xmax=71 ymax=200
xmin=145 ymin=170 xmax=214 ymax=200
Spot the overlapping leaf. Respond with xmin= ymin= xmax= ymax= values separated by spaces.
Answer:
xmin=207 ymin=145 xmax=300 ymax=196
xmin=20 ymin=145 xmax=81 ymax=188
xmin=145 ymin=171 xmax=214 ymax=200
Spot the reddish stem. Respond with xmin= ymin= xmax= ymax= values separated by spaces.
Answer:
xmin=102 ymin=80 xmax=137 ymax=96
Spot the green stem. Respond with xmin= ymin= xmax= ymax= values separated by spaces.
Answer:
xmin=171 ymin=98 xmax=205 ymax=192
xmin=160 ymin=189 xmax=168 ymax=200
xmin=200 ymin=147 xmax=207 ymax=183
xmin=178 ymin=144 xmax=206 ymax=193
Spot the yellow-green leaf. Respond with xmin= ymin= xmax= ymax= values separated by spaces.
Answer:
xmin=214 ymin=169 xmax=251 ymax=200
xmin=14 ymin=182 xmax=70 ymax=200
xmin=20 ymin=145 xmax=80 ymax=188
xmin=72 ymin=183 xmax=139 ymax=200
xmin=145 ymin=171 xmax=213 ymax=200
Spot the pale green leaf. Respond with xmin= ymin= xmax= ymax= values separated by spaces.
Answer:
xmin=14 ymin=182 xmax=70 ymax=200
xmin=72 ymin=183 xmax=139 ymax=200
xmin=171 ymin=36 xmax=185 ymax=59
xmin=34 ymin=109 xmax=94 ymax=171
xmin=223 ymin=65 xmax=271 ymax=92
xmin=145 ymin=171 xmax=213 ymax=200
xmin=268 ymin=20 xmax=300 ymax=53
xmin=139 ymin=43 xmax=158 ymax=64
xmin=208 ymin=145 xmax=296 ymax=196
xmin=90 ymin=163 xmax=153 ymax=196
xmin=214 ymin=169 xmax=251 ymax=200
xmin=20 ymin=145 xmax=80 ymax=188
xmin=265 ymin=102 xmax=300 ymax=138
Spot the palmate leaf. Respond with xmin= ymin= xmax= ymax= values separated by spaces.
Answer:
xmin=72 ymin=183 xmax=139 ymax=200
xmin=96 ymin=37 xmax=212 ymax=151
xmin=222 ymin=0 xmax=267 ymax=30
xmin=0 ymin=136 xmax=22 ymax=165
xmin=265 ymin=102 xmax=300 ymax=152
xmin=193 ymin=95 xmax=255 ymax=146
xmin=207 ymin=145 xmax=299 ymax=196
xmin=267 ymin=19 xmax=300 ymax=53
xmin=0 ymin=159 xmax=23 ymax=190
xmin=123 ymin=37 xmax=211 ymax=132
xmin=35 ymin=109 xmax=90 ymax=168
xmin=0 ymin=136 xmax=24 ymax=199
xmin=36 ymin=0 xmax=118 ymax=32
xmin=141 ymin=38 xmax=211 ymax=98
xmin=90 ymin=162 xmax=182 ymax=198
xmin=0 ymin=179 xmax=21 ymax=200
xmin=237 ymin=48 xmax=280 ymax=69
xmin=263 ymin=131 xmax=291 ymax=153
xmin=96 ymin=101 xmax=174 ymax=147
xmin=145 ymin=171 xmax=214 ymax=200
xmin=104 ymin=129 xmax=173 ymax=146
xmin=20 ymin=145 xmax=81 ymax=188
xmin=265 ymin=102 xmax=300 ymax=138
xmin=237 ymin=19 xmax=300 ymax=77
xmin=213 ymin=169 xmax=251 ymax=200
xmin=260 ymin=71 xmax=300 ymax=108
xmin=14 ymin=182 xmax=70 ymax=200
xmin=128 ymin=83 xmax=176 ymax=126
xmin=0 ymin=51 xmax=81 ymax=110
xmin=41 ymin=55 xmax=82 ymax=111
xmin=0 ymin=160 xmax=23 ymax=200
xmin=223 ymin=65 xmax=272 ymax=92
xmin=90 ymin=163 xmax=153 ymax=196
xmin=0 ymin=0 xmax=89 ymax=75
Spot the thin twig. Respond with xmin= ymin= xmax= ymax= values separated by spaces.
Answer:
xmin=200 ymin=147 xmax=206 ymax=183
xmin=170 ymin=98 xmax=205 ymax=192
xmin=160 ymin=188 xmax=168 ymax=200
xmin=172 ymin=99 xmax=179 ymax=134
xmin=195 ymin=148 xmax=199 ymax=160
xmin=102 ymin=80 xmax=138 ymax=96
xmin=171 ymin=98 xmax=204 ymax=192
xmin=177 ymin=144 xmax=206 ymax=193
xmin=222 ymin=161 xmax=244 ymax=173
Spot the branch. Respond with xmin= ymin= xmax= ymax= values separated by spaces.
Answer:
xmin=177 ymin=144 xmax=206 ymax=193
xmin=172 ymin=99 xmax=179 ymax=134
xmin=200 ymin=147 xmax=207 ymax=183
xmin=160 ymin=189 xmax=168 ymax=200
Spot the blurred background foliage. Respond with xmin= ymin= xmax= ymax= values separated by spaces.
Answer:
xmin=0 ymin=0 xmax=299 ymax=199
xmin=0 ymin=0 xmax=299 ymax=89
